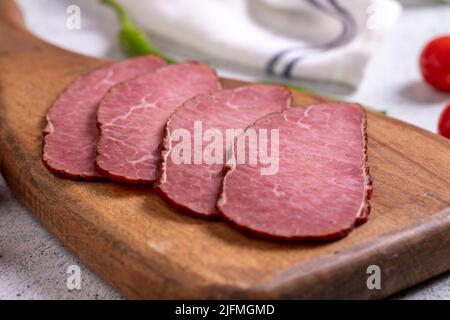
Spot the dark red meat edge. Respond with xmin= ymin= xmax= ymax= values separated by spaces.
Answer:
xmin=153 ymin=94 xmax=225 ymax=220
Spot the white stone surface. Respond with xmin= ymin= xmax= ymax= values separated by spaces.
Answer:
xmin=1 ymin=0 xmax=450 ymax=300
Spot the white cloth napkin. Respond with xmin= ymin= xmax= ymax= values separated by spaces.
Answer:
xmin=123 ymin=0 xmax=402 ymax=87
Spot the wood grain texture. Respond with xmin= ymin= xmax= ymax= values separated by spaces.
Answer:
xmin=1 ymin=0 xmax=450 ymax=299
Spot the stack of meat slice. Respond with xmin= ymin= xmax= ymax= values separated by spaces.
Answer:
xmin=43 ymin=55 xmax=372 ymax=242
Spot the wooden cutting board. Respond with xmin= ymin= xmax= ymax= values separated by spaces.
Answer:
xmin=1 ymin=0 xmax=450 ymax=299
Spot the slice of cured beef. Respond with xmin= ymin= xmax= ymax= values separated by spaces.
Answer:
xmin=155 ymin=85 xmax=292 ymax=218
xmin=96 ymin=62 xmax=221 ymax=184
xmin=43 ymin=55 xmax=166 ymax=180
xmin=217 ymin=103 xmax=372 ymax=241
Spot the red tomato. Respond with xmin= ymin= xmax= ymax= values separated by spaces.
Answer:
xmin=420 ymin=35 xmax=450 ymax=91
xmin=439 ymin=103 xmax=450 ymax=139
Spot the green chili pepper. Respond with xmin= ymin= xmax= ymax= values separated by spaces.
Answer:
xmin=102 ymin=0 xmax=174 ymax=63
